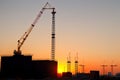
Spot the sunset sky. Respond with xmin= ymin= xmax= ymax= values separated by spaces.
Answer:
xmin=0 ymin=0 xmax=120 ymax=75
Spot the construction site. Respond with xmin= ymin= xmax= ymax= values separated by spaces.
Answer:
xmin=0 ymin=2 xmax=58 ymax=79
xmin=0 ymin=1 xmax=120 ymax=80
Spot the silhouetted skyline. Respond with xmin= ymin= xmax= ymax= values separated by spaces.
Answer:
xmin=0 ymin=0 xmax=120 ymax=74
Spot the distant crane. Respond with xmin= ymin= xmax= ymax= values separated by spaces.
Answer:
xmin=101 ymin=64 xmax=107 ymax=75
xmin=110 ymin=64 xmax=117 ymax=75
xmin=14 ymin=2 xmax=56 ymax=60
xmin=79 ymin=64 xmax=85 ymax=73
xmin=75 ymin=53 xmax=78 ymax=74
xmin=67 ymin=53 xmax=71 ymax=72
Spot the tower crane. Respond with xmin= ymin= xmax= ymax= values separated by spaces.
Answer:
xmin=75 ymin=53 xmax=78 ymax=74
xmin=79 ymin=64 xmax=85 ymax=73
xmin=14 ymin=2 xmax=56 ymax=60
xmin=110 ymin=64 xmax=117 ymax=75
xmin=67 ymin=53 xmax=71 ymax=72
xmin=101 ymin=64 xmax=107 ymax=75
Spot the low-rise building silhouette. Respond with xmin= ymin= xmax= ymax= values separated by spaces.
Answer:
xmin=62 ymin=72 xmax=72 ymax=77
xmin=90 ymin=70 xmax=100 ymax=80
xmin=32 ymin=60 xmax=57 ymax=78
xmin=1 ymin=55 xmax=57 ymax=79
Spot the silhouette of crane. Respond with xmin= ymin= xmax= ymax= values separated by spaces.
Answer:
xmin=14 ymin=2 xmax=56 ymax=60
xmin=110 ymin=64 xmax=117 ymax=75
xmin=101 ymin=64 xmax=107 ymax=75
xmin=51 ymin=7 xmax=56 ymax=60
xmin=75 ymin=53 xmax=78 ymax=74
xmin=67 ymin=53 xmax=71 ymax=72
xmin=79 ymin=64 xmax=85 ymax=73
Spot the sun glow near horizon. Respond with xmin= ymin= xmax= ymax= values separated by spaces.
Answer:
xmin=0 ymin=0 xmax=120 ymax=75
xmin=58 ymin=64 xmax=66 ymax=74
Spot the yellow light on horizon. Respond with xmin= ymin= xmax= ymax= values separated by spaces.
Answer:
xmin=58 ymin=65 xmax=66 ymax=74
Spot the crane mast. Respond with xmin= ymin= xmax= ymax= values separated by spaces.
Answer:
xmin=14 ymin=2 xmax=56 ymax=59
xmin=51 ymin=8 xmax=56 ymax=60
xmin=101 ymin=64 xmax=107 ymax=75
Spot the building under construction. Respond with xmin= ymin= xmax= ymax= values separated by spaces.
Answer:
xmin=1 ymin=2 xmax=57 ymax=79
xmin=1 ymin=55 xmax=57 ymax=79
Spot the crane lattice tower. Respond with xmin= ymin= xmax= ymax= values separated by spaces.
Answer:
xmin=75 ymin=53 xmax=78 ymax=74
xmin=67 ymin=53 xmax=71 ymax=72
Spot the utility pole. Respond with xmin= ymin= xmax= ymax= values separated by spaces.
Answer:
xmin=79 ymin=64 xmax=85 ymax=73
xmin=101 ymin=64 xmax=107 ymax=75
xmin=110 ymin=64 xmax=117 ymax=75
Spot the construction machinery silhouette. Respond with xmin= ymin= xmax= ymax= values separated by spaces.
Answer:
xmin=13 ymin=2 xmax=56 ymax=60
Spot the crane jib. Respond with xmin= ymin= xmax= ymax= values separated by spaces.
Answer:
xmin=14 ymin=2 xmax=56 ymax=57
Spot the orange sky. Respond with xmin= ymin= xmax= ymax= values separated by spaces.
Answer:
xmin=0 ymin=0 xmax=120 ymax=75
